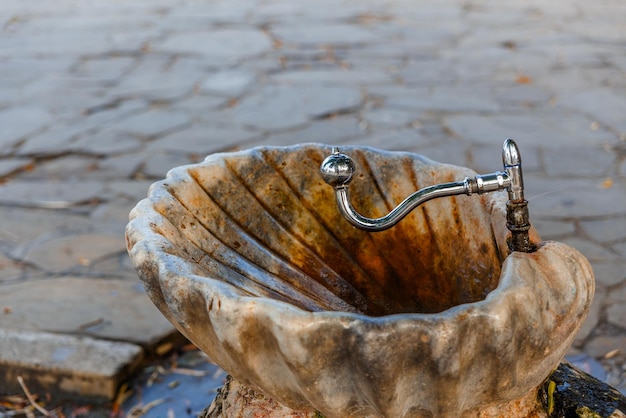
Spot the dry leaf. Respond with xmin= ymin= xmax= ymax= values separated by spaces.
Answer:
xmin=604 ymin=348 xmax=621 ymax=359
xmin=600 ymin=178 xmax=613 ymax=189
xmin=156 ymin=342 xmax=174 ymax=356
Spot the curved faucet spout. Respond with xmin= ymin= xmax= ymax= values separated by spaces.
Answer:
xmin=331 ymin=176 xmax=508 ymax=232
xmin=320 ymin=139 xmax=536 ymax=252
xmin=320 ymin=148 xmax=510 ymax=232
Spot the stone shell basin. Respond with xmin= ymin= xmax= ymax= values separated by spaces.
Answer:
xmin=126 ymin=144 xmax=594 ymax=418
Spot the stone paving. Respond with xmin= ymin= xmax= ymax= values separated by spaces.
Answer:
xmin=1 ymin=0 xmax=625 ymax=408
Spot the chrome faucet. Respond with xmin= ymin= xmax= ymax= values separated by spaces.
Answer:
xmin=320 ymin=139 xmax=536 ymax=253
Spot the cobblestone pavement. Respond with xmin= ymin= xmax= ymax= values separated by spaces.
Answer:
xmin=1 ymin=0 xmax=625 ymax=411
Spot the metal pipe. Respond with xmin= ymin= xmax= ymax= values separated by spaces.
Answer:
xmin=502 ymin=139 xmax=536 ymax=252
xmin=320 ymin=139 xmax=537 ymax=252
xmin=333 ymin=179 xmax=473 ymax=231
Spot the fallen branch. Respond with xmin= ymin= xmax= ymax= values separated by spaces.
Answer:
xmin=539 ymin=361 xmax=626 ymax=417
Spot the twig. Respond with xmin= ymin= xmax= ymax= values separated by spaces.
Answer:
xmin=127 ymin=398 xmax=167 ymax=418
xmin=170 ymin=368 xmax=210 ymax=377
xmin=111 ymin=383 xmax=132 ymax=417
xmin=77 ymin=317 xmax=104 ymax=330
xmin=16 ymin=376 xmax=51 ymax=417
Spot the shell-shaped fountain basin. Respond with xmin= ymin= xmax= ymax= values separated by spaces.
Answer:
xmin=126 ymin=144 xmax=594 ymax=418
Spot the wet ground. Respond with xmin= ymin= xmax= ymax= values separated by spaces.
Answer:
xmin=119 ymin=348 xmax=224 ymax=418
xmin=0 ymin=347 xmax=225 ymax=418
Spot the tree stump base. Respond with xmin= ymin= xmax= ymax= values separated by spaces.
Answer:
xmin=200 ymin=362 xmax=626 ymax=418
xmin=199 ymin=375 xmax=317 ymax=418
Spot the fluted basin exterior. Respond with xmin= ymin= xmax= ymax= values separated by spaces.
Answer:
xmin=126 ymin=144 xmax=594 ymax=417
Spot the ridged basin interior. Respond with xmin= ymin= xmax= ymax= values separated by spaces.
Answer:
xmin=150 ymin=145 xmax=508 ymax=316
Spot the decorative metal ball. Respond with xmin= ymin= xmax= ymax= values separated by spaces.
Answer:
xmin=320 ymin=151 xmax=355 ymax=187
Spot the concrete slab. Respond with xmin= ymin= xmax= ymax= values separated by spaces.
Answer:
xmin=153 ymin=29 xmax=272 ymax=61
xmin=0 ymin=106 xmax=52 ymax=153
xmin=0 ymin=180 xmax=107 ymax=209
xmin=0 ymin=328 xmax=143 ymax=400
xmin=0 ymin=254 xmax=24 ymax=283
xmin=19 ymin=233 xmax=125 ymax=273
xmin=0 ymin=277 xmax=180 ymax=350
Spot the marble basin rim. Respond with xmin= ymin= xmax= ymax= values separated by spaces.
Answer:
xmin=126 ymin=143 xmax=594 ymax=418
